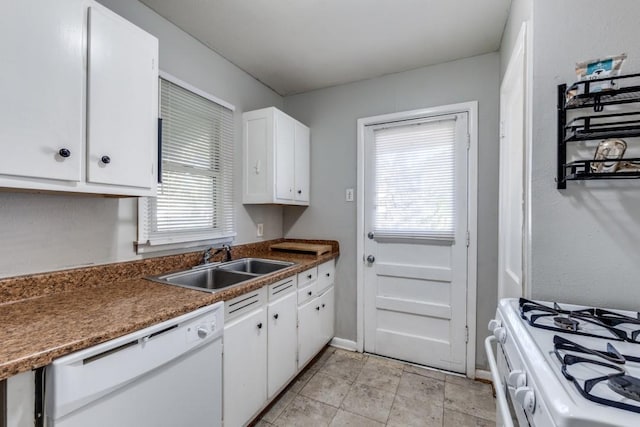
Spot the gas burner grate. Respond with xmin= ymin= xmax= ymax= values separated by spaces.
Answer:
xmin=553 ymin=335 xmax=640 ymax=414
xmin=519 ymin=298 xmax=640 ymax=343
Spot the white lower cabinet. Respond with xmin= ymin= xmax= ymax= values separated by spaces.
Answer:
xmin=267 ymin=284 xmax=298 ymax=398
xmin=5 ymin=371 xmax=35 ymax=427
xmin=223 ymin=289 xmax=267 ymax=427
xmin=223 ymin=262 xmax=335 ymax=426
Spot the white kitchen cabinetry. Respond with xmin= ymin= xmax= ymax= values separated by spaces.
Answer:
xmin=242 ymin=107 xmax=310 ymax=205
xmin=267 ymin=278 xmax=298 ymax=398
xmin=297 ymin=260 xmax=335 ymax=369
xmin=0 ymin=0 xmax=158 ymax=196
xmin=4 ymin=371 xmax=35 ymax=427
xmin=223 ymin=288 xmax=268 ymax=427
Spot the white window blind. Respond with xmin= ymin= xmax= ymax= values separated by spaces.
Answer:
xmin=138 ymin=76 xmax=235 ymax=249
xmin=373 ymin=117 xmax=456 ymax=240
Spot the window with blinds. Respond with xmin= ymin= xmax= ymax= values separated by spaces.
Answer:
xmin=138 ymin=76 xmax=235 ymax=249
xmin=373 ymin=117 xmax=457 ymax=240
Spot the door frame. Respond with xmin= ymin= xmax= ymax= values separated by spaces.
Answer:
xmin=356 ymin=102 xmax=478 ymax=378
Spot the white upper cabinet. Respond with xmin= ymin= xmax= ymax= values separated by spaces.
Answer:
xmin=243 ymin=107 xmax=310 ymax=205
xmin=86 ymin=6 xmax=158 ymax=189
xmin=0 ymin=0 xmax=85 ymax=183
xmin=0 ymin=0 xmax=158 ymax=196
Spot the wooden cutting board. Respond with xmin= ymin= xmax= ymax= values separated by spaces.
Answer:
xmin=269 ymin=242 xmax=332 ymax=256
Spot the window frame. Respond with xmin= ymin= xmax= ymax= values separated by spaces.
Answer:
xmin=136 ymin=71 xmax=236 ymax=254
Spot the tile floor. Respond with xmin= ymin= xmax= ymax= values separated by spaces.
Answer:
xmin=253 ymin=346 xmax=496 ymax=427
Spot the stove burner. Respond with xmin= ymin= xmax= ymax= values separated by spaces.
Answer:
xmin=609 ymin=375 xmax=640 ymax=402
xmin=554 ymin=316 xmax=579 ymax=331
xmin=519 ymin=298 xmax=640 ymax=343
xmin=554 ymin=335 xmax=640 ymax=414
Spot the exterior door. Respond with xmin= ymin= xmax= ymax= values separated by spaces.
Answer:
xmin=498 ymin=23 xmax=527 ymax=300
xmin=363 ymin=112 xmax=469 ymax=373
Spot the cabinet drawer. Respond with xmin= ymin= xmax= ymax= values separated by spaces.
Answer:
xmin=316 ymin=261 xmax=335 ymax=293
xmin=268 ymin=276 xmax=297 ymax=301
xmin=225 ymin=287 xmax=267 ymax=321
xmin=297 ymin=267 xmax=317 ymax=288
xmin=297 ymin=281 xmax=316 ymax=305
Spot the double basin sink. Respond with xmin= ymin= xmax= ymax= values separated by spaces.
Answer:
xmin=147 ymin=258 xmax=295 ymax=293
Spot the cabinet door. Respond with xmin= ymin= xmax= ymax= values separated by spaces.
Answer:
xmin=223 ymin=308 xmax=267 ymax=427
xmin=267 ymin=292 xmax=297 ymax=398
xmin=297 ymin=298 xmax=321 ymax=369
xmin=86 ymin=6 xmax=158 ymax=189
xmin=275 ymin=113 xmax=295 ymax=201
xmin=0 ymin=0 xmax=83 ymax=182
xmin=294 ymin=122 xmax=310 ymax=203
xmin=319 ymin=286 xmax=335 ymax=347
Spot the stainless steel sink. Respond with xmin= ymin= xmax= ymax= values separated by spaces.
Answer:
xmin=146 ymin=258 xmax=295 ymax=293
xmin=217 ymin=258 xmax=294 ymax=275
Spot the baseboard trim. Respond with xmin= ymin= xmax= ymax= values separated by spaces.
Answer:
xmin=330 ymin=337 xmax=358 ymax=351
xmin=475 ymin=369 xmax=492 ymax=382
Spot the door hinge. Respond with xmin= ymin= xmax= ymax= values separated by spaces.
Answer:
xmin=466 ymin=134 xmax=471 ymax=150
xmin=465 ymin=231 xmax=470 ymax=247
xmin=465 ymin=326 xmax=469 ymax=343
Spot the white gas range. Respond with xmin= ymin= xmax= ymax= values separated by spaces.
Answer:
xmin=486 ymin=298 xmax=640 ymax=427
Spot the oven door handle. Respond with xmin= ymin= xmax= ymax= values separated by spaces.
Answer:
xmin=485 ymin=335 xmax=515 ymax=427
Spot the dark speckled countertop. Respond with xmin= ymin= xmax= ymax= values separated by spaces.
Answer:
xmin=0 ymin=239 xmax=338 ymax=380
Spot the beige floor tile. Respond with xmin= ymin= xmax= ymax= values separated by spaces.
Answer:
xmin=310 ymin=346 xmax=337 ymax=371
xmin=355 ymin=359 xmax=402 ymax=394
xmin=403 ymin=364 xmax=447 ymax=381
xmin=253 ymin=420 xmax=273 ymax=427
xmin=320 ymin=350 xmax=368 ymax=383
xmin=300 ymin=373 xmax=351 ymax=407
xmin=396 ymin=372 xmax=445 ymax=405
xmin=329 ymin=409 xmax=385 ymax=427
xmin=287 ymin=368 xmax=316 ymax=394
xmin=444 ymin=374 xmax=490 ymax=389
xmin=274 ymin=395 xmax=338 ymax=427
xmin=340 ymin=382 xmax=395 ymax=423
xmin=443 ymin=409 xmax=494 ymax=427
xmin=261 ymin=390 xmax=297 ymax=423
xmin=387 ymin=393 xmax=444 ymax=427
xmin=444 ymin=381 xmax=496 ymax=422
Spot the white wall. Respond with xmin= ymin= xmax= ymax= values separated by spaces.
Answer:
xmin=500 ymin=0 xmax=532 ymax=78
xmin=529 ymin=0 xmax=640 ymax=307
xmin=283 ymin=53 xmax=500 ymax=368
xmin=0 ymin=0 xmax=283 ymax=278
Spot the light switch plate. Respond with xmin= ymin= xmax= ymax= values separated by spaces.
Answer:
xmin=257 ymin=223 xmax=264 ymax=237
xmin=345 ymin=188 xmax=354 ymax=202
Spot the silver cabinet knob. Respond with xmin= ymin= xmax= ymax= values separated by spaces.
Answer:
xmin=366 ymin=255 xmax=375 ymax=263
xmin=197 ymin=327 xmax=209 ymax=338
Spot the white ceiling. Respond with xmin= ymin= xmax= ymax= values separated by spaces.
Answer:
xmin=140 ymin=0 xmax=511 ymax=96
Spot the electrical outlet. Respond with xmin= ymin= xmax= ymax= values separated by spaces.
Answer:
xmin=345 ymin=188 xmax=354 ymax=202
xmin=257 ymin=223 xmax=264 ymax=237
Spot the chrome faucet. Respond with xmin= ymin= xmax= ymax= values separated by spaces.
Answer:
xmin=202 ymin=244 xmax=232 ymax=264
xmin=214 ymin=244 xmax=232 ymax=262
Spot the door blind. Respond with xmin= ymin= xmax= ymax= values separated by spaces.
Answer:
xmin=142 ymin=77 xmax=234 ymax=245
xmin=373 ymin=117 xmax=456 ymax=240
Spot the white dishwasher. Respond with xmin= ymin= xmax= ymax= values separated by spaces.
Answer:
xmin=45 ymin=302 xmax=223 ymax=427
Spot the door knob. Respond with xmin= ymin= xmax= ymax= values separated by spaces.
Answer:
xmin=366 ymin=255 xmax=375 ymax=263
xmin=58 ymin=148 xmax=71 ymax=158
xmin=101 ymin=155 xmax=111 ymax=164
xmin=367 ymin=232 xmax=374 ymax=239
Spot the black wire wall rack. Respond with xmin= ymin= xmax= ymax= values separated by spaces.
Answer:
xmin=558 ymin=73 xmax=640 ymax=189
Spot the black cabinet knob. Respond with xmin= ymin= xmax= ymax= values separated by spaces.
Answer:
xmin=322 ymin=303 xmax=326 ymax=308
xmin=58 ymin=148 xmax=71 ymax=158
xmin=273 ymin=314 xmax=279 ymax=320
xmin=316 ymin=306 xmax=320 ymax=311
xmin=326 ymin=273 xmax=330 ymax=277
xmin=257 ymin=322 xmax=263 ymax=329
xmin=101 ymin=155 xmax=111 ymax=164
xmin=308 ymin=291 xmax=312 ymax=296
xmin=297 ymin=190 xmax=302 ymax=194
xmin=307 ymin=274 xmax=312 ymax=279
